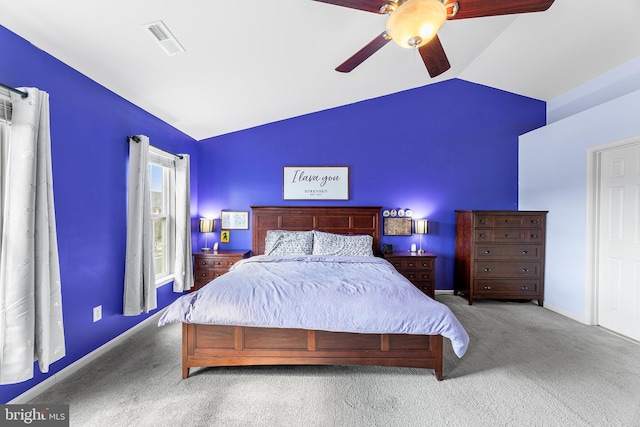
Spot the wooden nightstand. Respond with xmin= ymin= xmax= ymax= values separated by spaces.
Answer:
xmin=193 ymin=250 xmax=250 ymax=291
xmin=384 ymin=251 xmax=437 ymax=298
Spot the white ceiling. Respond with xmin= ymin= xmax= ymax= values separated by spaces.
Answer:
xmin=1 ymin=0 xmax=639 ymax=140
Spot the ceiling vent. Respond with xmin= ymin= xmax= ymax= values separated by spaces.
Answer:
xmin=144 ymin=21 xmax=186 ymax=56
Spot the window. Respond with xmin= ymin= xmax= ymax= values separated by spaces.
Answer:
xmin=148 ymin=146 xmax=176 ymax=286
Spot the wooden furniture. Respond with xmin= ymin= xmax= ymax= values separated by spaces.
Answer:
xmin=454 ymin=210 xmax=547 ymax=306
xmin=192 ymin=250 xmax=250 ymax=291
xmin=182 ymin=206 xmax=445 ymax=380
xmin=384 ymin=251 xmax=436 ymax=298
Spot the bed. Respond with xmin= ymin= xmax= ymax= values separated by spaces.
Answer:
xmin=159 ymin=206 xmax=468 ymax=381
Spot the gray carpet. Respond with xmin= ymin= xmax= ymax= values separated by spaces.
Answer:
xmin=30 ymin=295 xmax=640 ymax=427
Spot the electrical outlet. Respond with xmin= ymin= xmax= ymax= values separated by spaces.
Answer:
xmin=93 ymin=305 xmax=102 ymax=322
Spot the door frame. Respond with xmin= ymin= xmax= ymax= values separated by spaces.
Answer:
xmin=586 ymin=136 xmax=640 ymax=326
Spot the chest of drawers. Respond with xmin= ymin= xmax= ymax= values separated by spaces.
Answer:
xmin=454 ymin=210 xmax=547 ymax=306
xmin=384 ymin=251 xmax=436 ymax=298
xmin=192 ymin=250 xmax=250 ymax=291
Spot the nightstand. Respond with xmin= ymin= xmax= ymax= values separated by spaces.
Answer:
xmin=192 ymin=250 xmax=250 ymax=291
xmin=384 ymin=251 xmax=437 ymax=298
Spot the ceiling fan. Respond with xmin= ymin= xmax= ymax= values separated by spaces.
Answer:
xmin=313 ymin=0 xmax=555 ymax=77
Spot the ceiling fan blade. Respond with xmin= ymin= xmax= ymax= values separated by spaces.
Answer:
xmin=311 ymin=0 xmax=388 ymax=14
xmin=447 ymin=0 xmax=554 ymax=20
xmin=336 ymin=32 xmax=391 ymax=73
xmin=418 ymin=35 xmax=450 ymax=78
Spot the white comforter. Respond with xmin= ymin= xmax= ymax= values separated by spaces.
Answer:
xmin=158 ymin=255 xmax=469 ymax=357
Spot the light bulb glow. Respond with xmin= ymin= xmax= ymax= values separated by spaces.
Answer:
xmin=386 ymin=0 xmax=447 ymax=49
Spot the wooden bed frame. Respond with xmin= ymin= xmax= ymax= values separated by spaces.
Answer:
xmin=182 ymin=206 xmax=444 ymax=380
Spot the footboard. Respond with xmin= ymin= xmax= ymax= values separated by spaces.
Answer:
xmin=182 ymin=323 xmax=444 ymax=380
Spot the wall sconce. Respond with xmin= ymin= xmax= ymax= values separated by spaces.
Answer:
xmin=413 ymin=219 xmax=429 ymax=253
xmin=199 ymin=218 xmax=215 ymax=251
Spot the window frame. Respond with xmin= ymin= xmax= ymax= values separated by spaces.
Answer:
xmin=148 ymin=146 xmax=176 ymax=287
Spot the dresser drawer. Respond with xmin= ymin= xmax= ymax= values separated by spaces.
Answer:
xmin=475 ymin=229 xmax=544 ymax=243
xmin=402 ymin=270 xmax=433 ymax=282
xmin=475 ymin=214 xmax=544 ymax=229
xmin=473 ymin=279 xmax=539 ymax=296
xmin=474 ymin=261 xmax=541 ymax=278
xmin=196 ymin=257 xmax=239 ymax=270
xmin=412 ymin=281 xmax=434 ymax=296
xmin=387 ymin=258 xmax=434 ymax=271
xmin=475 ymin=244 xmax=542 ymax=261
xmin=195 ymin=269 xmax=225 ymax=282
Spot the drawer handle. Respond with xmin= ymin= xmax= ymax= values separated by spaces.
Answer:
xmin=201 ymin=261 xmax=207 ymax=265
xmin=505 ymin=219 xmax=511 ymax=223
xmin=200 ymin=272 xmax=207 ymax=277
xmin=521 ymin=286 xmax=529 ymax=290
xmin=484 ymin=285 xmax=492 ymax=290
xmin=408 ymin=262 xmax=415 ymax=268
xmin=484 ymin=268 xmax=491 ymax=272
xmin=479 ymin=233 xmax=487 ymax=238
xmin=480 ymin=219 xmax=487 ymax=224
xmin=531 ymin=234 xmax=538 ymax=238
xmin=522 ymin=250 xmax=529 ymax=255
xmin=484 ymin=250 xmax=492 ymax=254
xmin=504 ymin=234 xmax=510 ymax=238
xmin=531 ymin=220 xmax=538 ymax=224
xmin=522 ymin=268 xmax=529 ymax=272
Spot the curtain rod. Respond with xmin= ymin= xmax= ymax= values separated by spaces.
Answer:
xmin=0 ymin=82 xmax=28 ymax=98
xmin=127 ymin=135 xmax=184 ymax=159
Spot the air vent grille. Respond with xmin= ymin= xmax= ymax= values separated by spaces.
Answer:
xmin=144 ymin=21 xmax=186 ymax=56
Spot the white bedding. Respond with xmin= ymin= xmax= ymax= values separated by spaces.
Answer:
xmin=158 ymin=255 xmax=469 ymax=357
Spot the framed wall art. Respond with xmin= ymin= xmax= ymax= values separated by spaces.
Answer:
xmin=383 ymin=217 xmax=412 ymax=236
xmin=220 ymin=210 xmax=249 ymax=230
xmin=283 ymin=166 xmax=349 ymax=200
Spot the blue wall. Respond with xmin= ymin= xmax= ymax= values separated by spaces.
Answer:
xmin=0 ymin=26 xmax=198 ymax=402
xmin=197 ymin=79 xmax=546 ymax=289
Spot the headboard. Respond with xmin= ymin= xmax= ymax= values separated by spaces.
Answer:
xmin=251 ymin=206 xmax=382 ymax=256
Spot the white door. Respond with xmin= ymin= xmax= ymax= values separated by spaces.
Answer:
xmin=597 ymin=142 xmax=640 ymax=341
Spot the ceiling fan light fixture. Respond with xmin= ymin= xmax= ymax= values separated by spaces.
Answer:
xmin=386 ymin=0 xmax=447 ymax=48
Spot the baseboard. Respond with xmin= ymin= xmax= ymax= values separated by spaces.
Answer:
xmin=9 ymin=310 xmax=165 ymax=404
xmin=542 ymin=301 xmax=589 ymax=325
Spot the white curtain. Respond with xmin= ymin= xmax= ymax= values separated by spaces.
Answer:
xmin=0 ymin=88 xmax=65 ymax=384
xmin=173 ymin=155 xmax=193 ymax=292
xmin=123 ymin=135 xmax=157 ymax=315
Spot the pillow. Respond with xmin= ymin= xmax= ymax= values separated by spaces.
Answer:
xmin=311 ymin=230 xmax=374 ymax=257
xmin=264 ymin=230 xmax=313 ymax=256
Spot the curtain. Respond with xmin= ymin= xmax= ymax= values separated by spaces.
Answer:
xmin=173 ymin=155 xmax=193 ymax=292
xmin=0 ymin=88 xmax=65 ymax=384
xmin=123 ymin=135 xmax=157 ymax=315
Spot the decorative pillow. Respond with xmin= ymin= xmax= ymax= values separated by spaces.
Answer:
xmin=312 ymin=230 xmax=374 ymax=256
xmin=264 ymin=230 xmax=313 ymax=256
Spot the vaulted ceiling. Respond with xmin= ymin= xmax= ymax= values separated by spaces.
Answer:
xmin=1 ymin=0 xmax=639 ymax=140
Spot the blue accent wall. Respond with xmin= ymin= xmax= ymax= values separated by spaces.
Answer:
xmin=0 ymin=26 xmax=197 ymax=402
xmin=197 ymin=80 xmax=546 ymax=290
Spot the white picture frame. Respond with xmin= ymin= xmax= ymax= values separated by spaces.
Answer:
xmin=283 ymin=166 xmax=349 ymax=200
xmin=220 ymin=210 xmax=249 ymax=230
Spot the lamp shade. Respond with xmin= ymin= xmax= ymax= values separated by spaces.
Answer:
xmin=386 ymin=0 xmax=447 ymax=48
xmin=414 ymin=219 xmax=428 ymax=235
xmin=199 ymin=218 xmax=214 ymax=233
